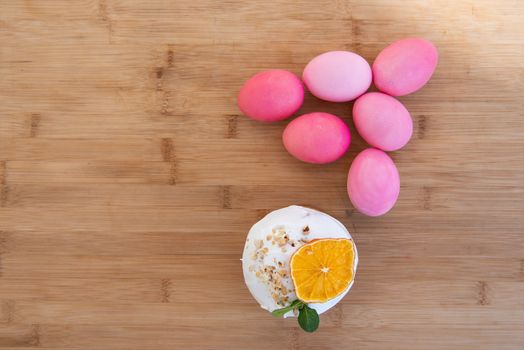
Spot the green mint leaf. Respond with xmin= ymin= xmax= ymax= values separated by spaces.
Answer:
xmin=290 ymin=299 xmax=304 ymax=308
xmin=271 ymin=305 xmax=294 ymax=317
xmin=271 ymin=299 xmax=304 ymax=318
xmin=298 ymin=305 xmax=319 ymax=332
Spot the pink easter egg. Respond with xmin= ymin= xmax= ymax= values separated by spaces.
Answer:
xmin=283 ymin=112 xmax=351 ymax=164
xmin=373 ymin=38 xmax=438 ymax=96
xmin=353 ymin=92 xmax=413 ymax=151
xmin=302 ymin=51 xmax=372 ymax=102
xmin=347 ymin=148 xmax=400 ymax=216
xmin=238 ymin=70 xmax=304 ymax=122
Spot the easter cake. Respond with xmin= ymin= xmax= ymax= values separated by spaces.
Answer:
xmin=242 ymin=205 xmax=358 ymax=332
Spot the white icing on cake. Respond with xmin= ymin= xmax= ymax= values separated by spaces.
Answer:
xmin=242 ymin=205 xmax=358 ymax=317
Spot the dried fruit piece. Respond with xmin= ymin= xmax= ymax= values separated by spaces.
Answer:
xmin=290 ymin=238 xmax=356 ymax=303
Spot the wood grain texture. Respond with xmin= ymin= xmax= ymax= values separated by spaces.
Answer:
xmin=1 ymin=0 xmax=523 ymax=349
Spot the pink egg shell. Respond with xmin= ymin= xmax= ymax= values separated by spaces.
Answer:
xmin=353 ymin=92 xmax=413 ymax=151
xmin=283 ymin=112 xmax=351 ymax=164
xmin=302 ymin=51 xmax=372 ymax=102
xmin=373 ymin=38 xmax=438 ymax=96
xmin=347 ymin=148 xmax=400 ymax=217
xmin=237 ymin=70 xmax=304 ymax=122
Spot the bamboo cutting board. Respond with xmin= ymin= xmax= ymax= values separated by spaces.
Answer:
xmin=1 ymin=1 xmax=523 ymax=349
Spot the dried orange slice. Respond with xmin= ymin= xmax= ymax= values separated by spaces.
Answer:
xmin=290 ymin=238 xmax=356 ymax=303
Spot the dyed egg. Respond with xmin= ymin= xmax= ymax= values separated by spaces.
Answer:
xmin=347 ymin=148 xmax=400 ymax=216
xmin=353 ymin=92 xmax=413 ymax=151
xmin=302 ymin=51 xmax=372 ymax=102
xmin=373 ymin=38 xmax=438 ymax=96
xmin=283 ymin=112 xmax=351 ymax=164
xmin=238 ymin=70 xmax=304 ymax=122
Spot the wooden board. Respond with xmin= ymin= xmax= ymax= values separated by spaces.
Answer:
xmin=1 ymin=0 xmax=523 ymax=349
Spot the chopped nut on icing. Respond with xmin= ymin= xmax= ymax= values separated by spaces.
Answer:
xmin=254 ymin=261 xmax=292 ymax=307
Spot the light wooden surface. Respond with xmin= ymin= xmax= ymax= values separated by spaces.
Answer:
xmin=1 ymin=0 xmax=523 ymax=349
